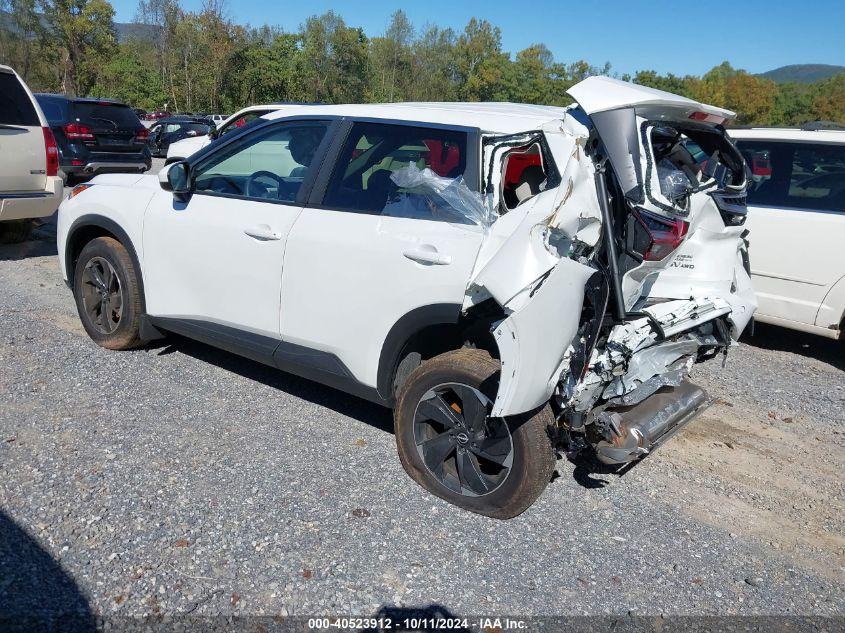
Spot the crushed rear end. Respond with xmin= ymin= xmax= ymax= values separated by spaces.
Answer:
xmin=468 ymin=77 xmax=755 ymax=464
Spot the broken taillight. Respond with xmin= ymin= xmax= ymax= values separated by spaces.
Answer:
xmin=688 ymin=111 xmax=725 ymax=125
xmin=632 ymin=209 xmax=689 ymax=261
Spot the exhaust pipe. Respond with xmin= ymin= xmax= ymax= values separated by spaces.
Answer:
xmin=594 ymin=381 xmax=708 ymax=464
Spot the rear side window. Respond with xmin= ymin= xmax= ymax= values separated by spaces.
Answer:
xmin=737 ymin=140 xmax=845 ymax=212
xmin=322 ymin=122 xmax=474 ymax=221
xmin=73 ymin=102 xmax=141 ymax=129
xmin=36 ymin=97 xmax=66 ymax=124
xmin=0 ymin=72 xmax=39 ymax=126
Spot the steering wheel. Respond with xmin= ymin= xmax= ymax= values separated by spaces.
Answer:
xmin=245 ymin=170 xmax=284 ymax=199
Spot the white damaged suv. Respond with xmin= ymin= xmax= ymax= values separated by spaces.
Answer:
xmin=57 ymin=78 xmax=755 ymax=518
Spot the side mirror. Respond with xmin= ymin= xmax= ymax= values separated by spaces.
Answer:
xmin=159 ymin=160 xmax=192 ymax=201
xmin=209 ymin=128 xmax=219 ymax=140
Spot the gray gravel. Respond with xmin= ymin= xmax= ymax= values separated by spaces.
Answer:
xmin=0 ymin=219 xmax=843 ymax=622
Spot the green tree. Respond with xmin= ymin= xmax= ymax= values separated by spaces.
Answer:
xmin=299 ymin=11 xmax=370 ymax=103
xmin=225 ymin=33 xmax=300 ymax=105
xmin=453 ymin=18 xmax=509 ymax=101
xmin=90 ymin=39 xmax=166 ymax=108
xmin=369 ymin=10 xmax=413 ymax=101
xmin=692 ymin=62 xmax=777 ymax=125
xmin=633 ymin=70 xmax=697 ymax=98
xmin=39 ymin=0 xmax=117 ymax=96
xmin=809 ymin=74 xmax=845 ymax=123
xmin=0 ymin=0 xmax=48 ymax=81
xmin=410 ymin=25 xmax=457 ymax=101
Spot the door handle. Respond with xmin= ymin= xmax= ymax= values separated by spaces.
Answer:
xmin=244 ymin=224 xmax=282 ymax=241
xmin=403 ymin=247 xmax=452 ymax=266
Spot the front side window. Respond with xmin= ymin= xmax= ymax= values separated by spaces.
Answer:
xmin=322 ymin=122 xmax=487 ymax=224
xmin=737 ymin=140 xmax=845 ymax=212
xmin=193 ymin=121 xmax=328 ymax=203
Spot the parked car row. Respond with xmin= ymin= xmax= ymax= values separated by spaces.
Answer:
xmin=146 ymin=116 xmax=214 ymax=158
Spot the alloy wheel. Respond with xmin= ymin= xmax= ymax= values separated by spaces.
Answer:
xmin=413 ymin=382 xmax=514 ymax=497
xmin=80 ymin=257 xmax=123 ymax=334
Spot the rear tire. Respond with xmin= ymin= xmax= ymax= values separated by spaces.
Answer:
xmin=394 ymin=348 xmax=556 ymax=519
xmin=72 ymin=237 xmax=143 ymax=350
xmin=0 ymin=219 xmax=34 ymax=244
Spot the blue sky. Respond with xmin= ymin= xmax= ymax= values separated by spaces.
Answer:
xmin=110 ymin=0 xmax=845 ymax=76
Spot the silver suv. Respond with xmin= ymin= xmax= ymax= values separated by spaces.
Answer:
xmin=0 ymin=65 xmax=63 ymax=242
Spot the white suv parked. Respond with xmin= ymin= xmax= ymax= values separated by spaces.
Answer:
xmin=0 ymin=65 xmax=63 ymax=242
xmin=58 ymin=78 xmax=755 ymax=517
xmin=165 ymin=104 xmax=304 ymax=164
xmin=729 ymin=127 xmax=845 ymax=339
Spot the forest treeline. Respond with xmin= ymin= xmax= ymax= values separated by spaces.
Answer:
xmin=1 ymin=0 xmax=843 ymax=126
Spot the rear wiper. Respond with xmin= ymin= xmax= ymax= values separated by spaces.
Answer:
xmin=90 ymin=116 xmax=118 ymax=128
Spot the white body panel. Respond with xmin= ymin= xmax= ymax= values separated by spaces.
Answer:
xmin=164 ymin=134 xmax=210 ymax=161
xmin=745 ymin=204 xmax=845 ymax=326
xmin=280 ymin=210 xmax=484 ymax=388
xmin=57 ymin=174 xmax=154 ymax=281
xmin=142 ymin=188 xmax=302 ymax=338
xmin=567 ymin=76 xmax=734 ymax=120
xmin=729 ymin=128 xmax=845 ymax=338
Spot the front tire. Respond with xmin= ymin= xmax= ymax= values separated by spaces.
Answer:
xmin=394 ymin=349 xmax=556 ymax=519
xmin=72 ymin=237 xmax=143 ymax=350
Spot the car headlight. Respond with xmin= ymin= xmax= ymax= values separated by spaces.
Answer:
xmin=68 ymin=183 xmax=93 ymax=199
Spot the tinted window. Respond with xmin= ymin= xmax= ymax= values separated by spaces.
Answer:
xmin=193 ymin=121 xmax=328 ymax=202
xmin=35 ymin=96 xmax=67 ymax=124
xmin=0 ymin=72 xmax=39 ymax=126
xmin=322 ymin=122 xmax=469 ymax=219
xmin=73 ymin=102 xmax=141 ymax=129
xmin=737 ymin=140 xmax=845 ymax=212
xmin=220 ymin=110 xmax=271 ymax=136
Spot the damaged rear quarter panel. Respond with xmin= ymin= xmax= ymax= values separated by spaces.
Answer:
xmin=491 ymin=257 xmax=596 ymax=417
xmin=470 ymin=118 xmax=605 ymax=417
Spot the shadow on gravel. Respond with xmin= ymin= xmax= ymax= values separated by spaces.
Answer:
xmin=567 ymin=452 xmax=629 ymax=489
xmin=156 ymin=335 xmax=395 ymax=433
xmin=362 ymin=604 xmax=469 ymax=632
xmin=0 ymin=510 xmax=94 ymax=631
xmin=0 ymin=216 xmax=58 ymax=261
xmin=743 ymin=322 xmax=844 ymax=372
xmin=0 ymin=238 xmax=57 ymax=261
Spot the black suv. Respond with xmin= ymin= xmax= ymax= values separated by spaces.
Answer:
xmin=35 ymin=94 xmax=152 ymax=181
xmin=146 ymin=116 xmax=213 ymax=158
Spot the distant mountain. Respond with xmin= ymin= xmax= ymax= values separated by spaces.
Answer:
xmin=1 ymin=12 xmax=157 ymax=44
xmin=759 ymin=64 xmax=845 ymax=83
xmin=114 ymin=22 xmax=159 ymax=43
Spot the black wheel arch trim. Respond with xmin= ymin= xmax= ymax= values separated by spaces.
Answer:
xmin=376 ymin=303 xmax=463 ymax=401
xmin=65 ymin=214 xmax=146 ymax=310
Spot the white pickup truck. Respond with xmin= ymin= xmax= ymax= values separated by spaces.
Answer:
xmin=0 ymin=65 xmax=63 ymax=242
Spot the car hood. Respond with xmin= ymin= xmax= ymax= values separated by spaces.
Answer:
xmin=91 ymin=173 xmax=161 ymax=190
xmin=166 ymin=135 xmax=209 ymax=159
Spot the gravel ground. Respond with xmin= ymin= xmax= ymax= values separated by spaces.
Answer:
xmin=0 ymin=209 xmax=843 ymax=624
